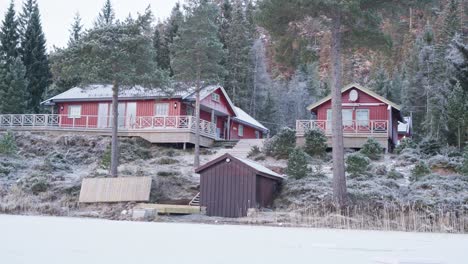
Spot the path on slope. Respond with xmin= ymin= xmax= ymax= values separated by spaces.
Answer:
xmin=1 ymin=214 xmax=467 ymax=264
xmin=215 ymin=138 xmax=265 ymax=158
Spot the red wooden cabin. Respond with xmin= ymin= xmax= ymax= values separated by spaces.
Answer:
xmin=0 ymin=85 xmax=268 ymax=147
xmin=296 ymin=83 xmax=404 ymax=151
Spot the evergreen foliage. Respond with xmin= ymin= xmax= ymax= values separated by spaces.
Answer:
xmin=0 ymin=131 xmax=17 ymax=155
xmin=68 ymin=13 xmax=83 ymax=46
xmin=419 ymin=137 xmax=442 ymax=157
xmin=411 ymin=161 xmax=431 ymax=181
xmin=0 ymin=57 xmax=28 ymax=113
xmin=94 ymin=0 xmax=115 ymax=27
xmin=360 ymin=138 xmax=384 ymax=160
xmin=286 ymin=148 xmax=310 ymax=179
xmin=460 ymin=150 xmax=468 ymax=176
xmin=303 ymin=128 xmax=327 ymax=157
xmin=0 ymin=1 xmax=20 ymax=60
xmin=263 ymin=127 xmax=296 ymax=159
xmin=20 ymin=2 xmax=51 ymax=113
xmin=345 ymin=153 xmax=370 ymax=177
xmin=395 ymin=137 xmax=417 ymax=154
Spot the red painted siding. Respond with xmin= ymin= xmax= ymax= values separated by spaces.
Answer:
xmin=200 ymin=88 xmax=235 ymax=116
xmin=314 ymin=89 xmax=389 ymax=121
xmin=229 ymin=120 xmax=262 ymax=140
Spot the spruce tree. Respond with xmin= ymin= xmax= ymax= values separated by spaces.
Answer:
xmin=18 ymin=0 xmax=35 ymax=45
xmin=153 ymin=24 xmax=170 ymax=71
xmin=68 ymin=13 xmax=83 ymax=46
xmin=162 ymin=3 xmax=184 ymax=75
xmin=95 ymin=0 xmax=115 ymax=27
xmin=0 ymin=57 xmax=28 ymax=114
xmin=447 ymin=81 xmax=467 ymax=149
xmin=171 ymin=0 xmax=226 ymax=168
xmin=0 ymin=1 xmax=20 ymax=61
xmin=369 ymin=64 xmax=392 ymax=99
xmin=21 ymin=3 xmax=51 ymax=113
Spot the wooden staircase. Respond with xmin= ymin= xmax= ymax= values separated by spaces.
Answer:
xmin=215 ymin=139 xmax=265 ymax=159
xmin=189 ymin=192 xmax=200 ymax=206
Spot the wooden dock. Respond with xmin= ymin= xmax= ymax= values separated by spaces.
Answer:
xmin=135 ymin=203 xmax=206 ymax=215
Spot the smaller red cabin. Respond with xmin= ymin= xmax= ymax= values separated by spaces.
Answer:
xmin=296 ymin=83 xmax=405 ymax=151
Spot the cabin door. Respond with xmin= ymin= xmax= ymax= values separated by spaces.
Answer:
xmin=126 ymin=102 xmax=137 ymax=128
xmin=97 ymin=103 xmax=109 ymax=128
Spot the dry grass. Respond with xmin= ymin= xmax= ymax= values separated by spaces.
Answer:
xmin=246 ymin=204 xmax=467 ymax=233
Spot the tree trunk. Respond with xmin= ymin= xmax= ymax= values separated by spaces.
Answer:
xmin=330 ymin=12 xmax=347 ymax=207
xmin=194 ymin=85 xmax=201 ymax=168
xmin=110 ymin=81 xmax=119 ymax=177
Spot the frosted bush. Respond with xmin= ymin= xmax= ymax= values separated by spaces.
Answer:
xmin=346 ymin=153 xmax=370 ymax=177
xmin=410 ymin=161 xmax=431 ymax=181
xmin=419 ymin=137 xmax=441 ymax=157
xmin=387 ymin=167 xmax=404 ymax=179
xmin=395 ymin=137 xmax=417 ymax=154
xmin=303 ymin=128 xmax=327 ymax=157
xmin=360 ymin=138 xmax=383 ymax=160
xmin=0 ymin=131 xmax=17 ymax=155
xmin=263 ymin=127 xmax=296 ymax=159
xmin=286 ymin=148 xmax=310 ymax=179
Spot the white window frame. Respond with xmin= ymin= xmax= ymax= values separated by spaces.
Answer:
xmin=211 ymin=93 xmax=220 ymax=102
xmin=356 ymin=109 xmax=370 ymax=127
xmin=68 ymin=105 xmax=81 ymax=118
xmin=238 ymin=124 xmax=244 ymax=137
xmin=155 ymin=103 xmax=170 ymax=116
xmin=326 ymin=108 xmax=353 ymax=126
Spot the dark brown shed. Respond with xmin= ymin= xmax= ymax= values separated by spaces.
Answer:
xmin=195 ymin=154 xmax=283 ymax=218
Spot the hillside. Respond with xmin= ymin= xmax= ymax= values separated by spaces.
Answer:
xmin=0 ymin=131 xmax=466 ymax=232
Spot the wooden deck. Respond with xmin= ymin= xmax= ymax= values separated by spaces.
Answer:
xmin=0 ymin=114 xmax=217 ymax=147
xmin=135 ymin=203 xmax=205 ymax=215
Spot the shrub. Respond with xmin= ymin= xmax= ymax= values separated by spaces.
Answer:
xmin=459 ymin=150 xmax=468 ymax=176
xmin=157 ymin=171 xmax=179 ymax=177
xmin=395 ymin=137 xmax=417 ymax=154
xmin=346 ymin=153 xmax=370 ymax=177
xmin=411 ymin=161 xmax=431 ymax=181
xmin=372 ymin=164 xmax=387 ymax=176
xmin=0 ymin=131 xmax=17 ymax=155
xmin=303 ymin=128 xmax=327 ymax=157
xmin=157 ymin=157 xmax=179 ymax=165
xmin=360 ymin=138 xmax=383 ymax=160
xmin=387 ymin=167 xmax=404 ymax=179
xmin=419 ymin=138 xmax=441 ymax=157
xmin=100 ymin=146 xmax=111 ymax=169
xmin=247 ymin=146 xmax=261 ymax=158
xmin=286 ymin=148 xmax=310 ymax=179
xmin=263 ymin=127 xmax=296 ymax=159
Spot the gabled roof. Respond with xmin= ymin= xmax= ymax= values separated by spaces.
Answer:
xmin=195 ymin=153 xmax=283 ymax=180
xmin=233 ymin=107 xmax=269 ymax=132
xmin=183 ymin=85 xmax=237 ymax=116
xmin=306 ymin=83 xmax=402 ymax=111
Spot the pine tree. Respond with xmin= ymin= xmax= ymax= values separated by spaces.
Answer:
xmin=61 ymin=8 xmax=167 ymax=177
xmin=153 ymin=24 xmax=170 ymax=71
xmin=0 ymin=0 xmax=20 ymax=61
xmin=95 ymin=0 xmax=115 ymax=27
xmin=369 ymin=64 xmax=392 ymax=99
xmin=447 ymin=81 xmax=467 ymax=149
xmin=68 ymin=13 xmax=83 ymax=46
xmin=0 ymin=57 xmax=28 ymax=114
xmin=171 ymin=0 xmax=226 ymax=168
xmin=260 ymin=90 xmax=278 ymax=135
xmin=21 ymin=3 xmax=51 ymax=113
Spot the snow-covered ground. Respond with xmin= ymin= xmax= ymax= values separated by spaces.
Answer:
xmin=1 ymin=215 xmax=467 ymax=264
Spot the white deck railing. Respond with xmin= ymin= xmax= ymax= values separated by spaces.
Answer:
xmin=0 ymin=114 xmax=217 ymax=139
xmin=296 ymin=120 xmax=389 ymax=136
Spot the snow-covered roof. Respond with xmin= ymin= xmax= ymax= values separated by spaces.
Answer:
xmin=398 ymin=116 xmax=412 ymax=134
xmin=42 ymin=84 xmax=186 ymax=105
xmin=183 ymin=85 xmax=237 ymax=116
xmin=233 ymin=107 xmax=269 ymax=132
xmin=235 ymin=156 xmax=283 ymax=179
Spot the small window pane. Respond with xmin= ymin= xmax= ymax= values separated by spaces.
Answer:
xmin=68 ymin=105 xmax=81 ymax=118
xmin=212 ymin=93 xmax=220 ymax=102
xmin=155 ymin=103 xmax=169 ymax=116
xmin=238 ymin=124 xmax=244 ymax=136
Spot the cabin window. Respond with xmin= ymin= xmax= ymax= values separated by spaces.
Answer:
xmin=155 ymin=103 xmax=169 ymax=116
xmin=326 ymin=109 xmax=353 ymax=126
xmin=68 ymin=105 xmax=81 ymax=118
xmin=356 ymin=109 xmax=370 ymax=127
xmin=211 ymin=93 xmax=220 ymax=102
xmin=238 ymin=124 xmax=244 ymax=137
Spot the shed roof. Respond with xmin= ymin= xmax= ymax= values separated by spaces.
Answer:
xmin=195 ymin=153 xmax=283 ymax=180
xmin=306 ymin=83 xmax=402 ymax=111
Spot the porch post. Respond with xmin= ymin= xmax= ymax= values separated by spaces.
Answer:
xmin=227 ymin=115 xmax=231 ymax=140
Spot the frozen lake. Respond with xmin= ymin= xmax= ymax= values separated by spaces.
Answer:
xmin=1 ymin=214 xmax=467 ymax=264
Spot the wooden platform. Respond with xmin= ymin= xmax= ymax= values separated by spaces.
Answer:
xmin=135 ymin=203 xmax=205 ymax=215
xmin=79 ymin=177 xmax=152 ymax=203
